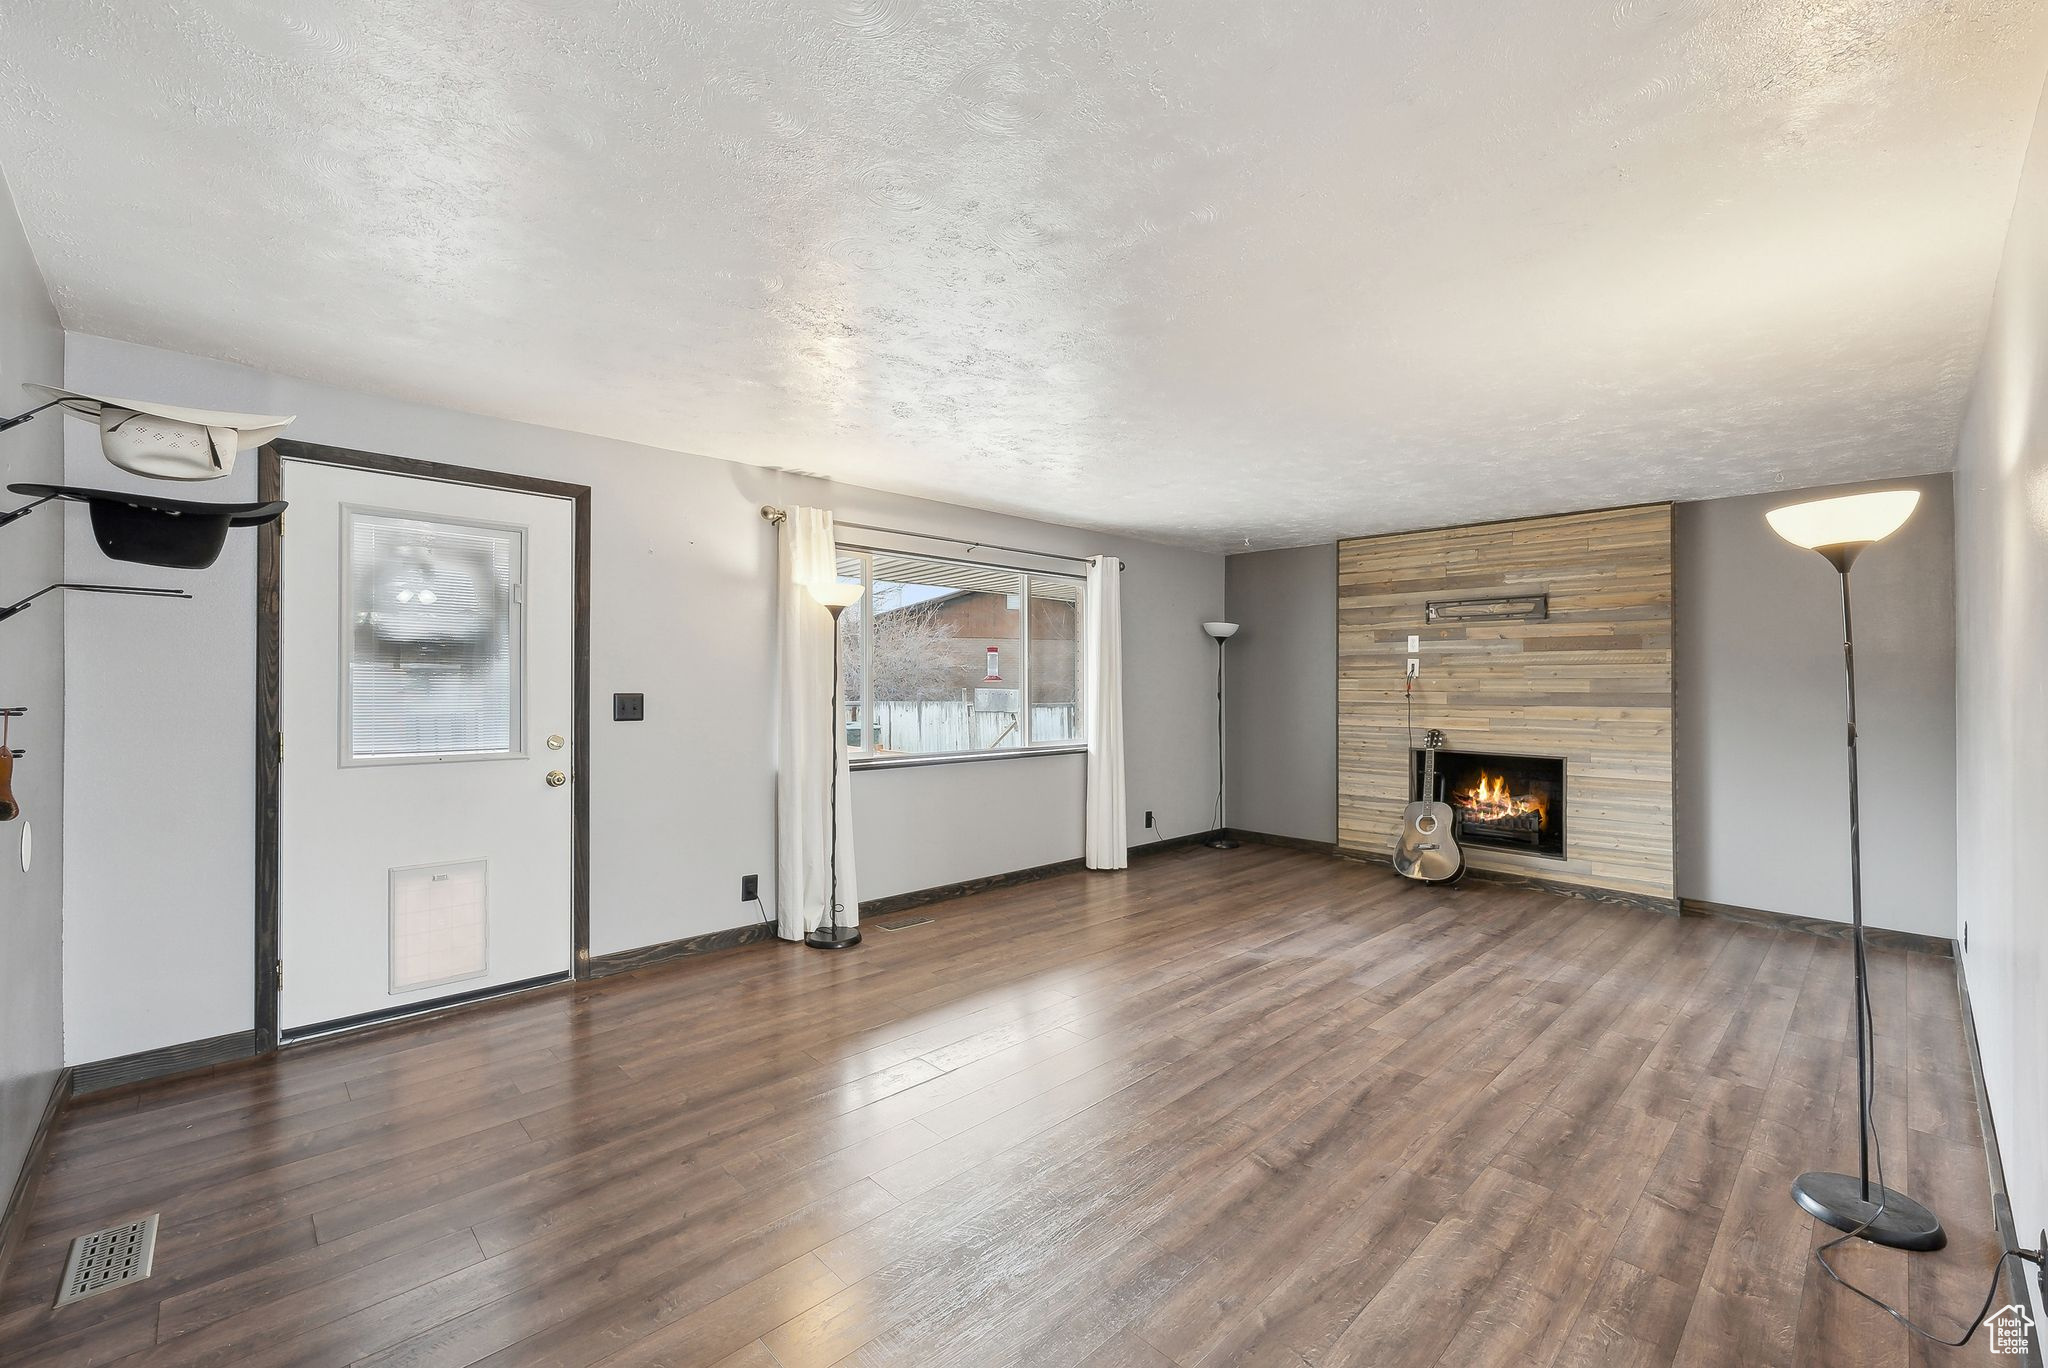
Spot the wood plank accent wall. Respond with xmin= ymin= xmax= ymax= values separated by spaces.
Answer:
xmin=1337 ymin=504 xmax=1676 ymax=906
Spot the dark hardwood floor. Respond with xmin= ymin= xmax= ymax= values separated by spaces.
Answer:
xmin=0 ymin=845 xmax=2007 ymax=1366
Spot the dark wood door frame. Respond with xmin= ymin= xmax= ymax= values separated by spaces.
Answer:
xmin=256 ymin=438 xmax=593 ymax=1053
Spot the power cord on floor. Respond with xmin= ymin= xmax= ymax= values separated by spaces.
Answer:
xmin=749 ymin=895 xmax=772 ymax=926
xmin=1809 ymin=944 xmax=2046 ymax=1346
xmin=1822 ymin=1242 xmax=2044 ymax=1348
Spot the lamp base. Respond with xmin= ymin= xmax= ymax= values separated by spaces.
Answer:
xmin=805 ymin=924 xmax=862 ymax=950
xmin=1792 ymin=1172 xmax=1946 ymax=1251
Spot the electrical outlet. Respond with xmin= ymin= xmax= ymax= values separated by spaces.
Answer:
xmin=1145 ymin=810 xmax=1154 ymax=829
xmin=1406 ymin=658 xmax=1420 ymax=678
xmin=1963 ymin=923 xmax=1969 ymax=951
xmin=1407 ymin=634 xmax=1420 ymax=653
xmin=740 ymin=873 xmax=758 ymax=902
xmin=613 ymin=692 xmax=646 ymax=721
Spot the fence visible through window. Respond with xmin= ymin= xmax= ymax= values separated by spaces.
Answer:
xmin=865 ymin=702 xmax=1080 ymax=753
xmin=835 ymin=546 xmax=1085 ymax=760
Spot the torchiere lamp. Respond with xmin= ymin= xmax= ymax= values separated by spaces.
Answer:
xmin=1202 ymin=621 xmax=1240 ymax=849
xmin=807 ymin=578 xmax=866 ymax=949
xmin=1767 ymin=488 xmax=1944 ymax=1252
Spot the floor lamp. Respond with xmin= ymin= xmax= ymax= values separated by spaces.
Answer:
xmin=1767 ymin=488 xmax=1944 ymax=1252
xmin=1202 ymin=621 xmax=1240 ymax=849
xmin=807 ymin=580 xmax=866 ymax=950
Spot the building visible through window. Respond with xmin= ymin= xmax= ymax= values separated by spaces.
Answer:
xmin=835 ymin=549 xmax=1084 ymax=759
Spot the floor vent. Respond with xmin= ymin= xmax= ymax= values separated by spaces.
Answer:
xmin=55 ymin=1215 xmax=158 ymax=1307
xmin=875 ymin=915 xmax=935 ymax=931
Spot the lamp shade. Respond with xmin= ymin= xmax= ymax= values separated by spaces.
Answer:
xmin=1202 ymin=621 xmax=1240 ymax=639
xmin=810 ymin=580 xmax=866 ymax=611
xmin=1766 ymin=490 xmax=1919 ymax=559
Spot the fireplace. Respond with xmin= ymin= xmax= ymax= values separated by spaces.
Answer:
xmin=1412 ymin=749 xmax=1567 ymax=859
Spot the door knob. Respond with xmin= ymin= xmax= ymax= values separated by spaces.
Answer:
xmin=546 ymin=770 xmax=568 ymax=788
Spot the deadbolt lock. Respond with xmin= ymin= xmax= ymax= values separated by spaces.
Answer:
xmin=546 ymin=734 xmax=565 ymax=751
xmin=546 ymin=770 xmax=568 ymax=788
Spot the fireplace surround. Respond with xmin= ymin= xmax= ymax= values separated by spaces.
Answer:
xmin=1411 ymin=749 xmax=1567 ymax=859
xmin=1338 ymin=504 xmax=1673 ymax=907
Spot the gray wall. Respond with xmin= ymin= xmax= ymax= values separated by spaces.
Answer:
xmin=0 ymin=175 xmax=63 ymax=1209
xmin=58 ymin=334 xmax=1224 ymax=1064
xmin=1223 ymin=544 xmax=1336 ymax=844
xmin=1675 ymin=475 xmax=1957 ymax=937
xmin=1954 ymin=80 xmax=2048 ymax=1326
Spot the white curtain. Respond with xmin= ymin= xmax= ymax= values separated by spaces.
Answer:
xmin=774 ymin=506 xmax=859 ymax=939
xmin=1083 ymin=555 xmax=1128 ymax=870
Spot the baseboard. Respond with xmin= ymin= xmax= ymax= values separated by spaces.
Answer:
xmin=70 ymin=1030 xmax=261 ymax=1098
xmin=858 ymin=831 xmax=1218 ymax=922
xmin=586 ymin=921 xmax=778 ymax=978
xmin=1679 ymin=897 xmax=1954 ymax=958
xmin=0 ymin=1066 xmax=70 ymax=1291
xmin=860 ymin=858 xmax=1085 ymax=921
xmin=1132 ymin=830 xmax=1218 ymax=857
xmin=1225 ymin=828 xmax=1338 ymax=856
xmin=1955 ymin=955 xmax=2043 ymax=1366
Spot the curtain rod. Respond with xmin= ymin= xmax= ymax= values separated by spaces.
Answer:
xmin=759 ymin=506 xmax=1124 ymax=571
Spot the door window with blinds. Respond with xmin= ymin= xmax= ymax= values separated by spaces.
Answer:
xmin=835 ymin=549 xmax=1085 ymax=760
xmin=340 ymin=507 xmax=526 ymax=764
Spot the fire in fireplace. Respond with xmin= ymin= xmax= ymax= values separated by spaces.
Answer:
xmin=1411 ymin=749 xmax=1567 ymax=858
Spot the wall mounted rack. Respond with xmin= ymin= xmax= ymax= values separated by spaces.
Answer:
xmin=0 ymin=583 xmax=191 ymax=624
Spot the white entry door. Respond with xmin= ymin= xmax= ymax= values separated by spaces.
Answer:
xmin=280 ymin=459 xmax=576 ymax=1034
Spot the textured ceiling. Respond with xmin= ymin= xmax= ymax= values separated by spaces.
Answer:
xmin=2 ymin=2 xmax=2045 ymax=551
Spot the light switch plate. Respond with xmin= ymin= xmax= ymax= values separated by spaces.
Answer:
xmin=1407 ymin=634 xmax=1420 ymax=653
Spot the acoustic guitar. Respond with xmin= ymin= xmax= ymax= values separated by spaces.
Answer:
xmin=1392 ymin=729 xmax=1464 ymax=885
